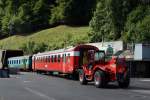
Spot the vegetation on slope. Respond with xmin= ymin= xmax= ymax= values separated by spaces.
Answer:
xmin=0 ymin=25 xmax=89 ymax=54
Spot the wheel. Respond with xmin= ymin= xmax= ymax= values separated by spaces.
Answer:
xmin=118 ymin=72 xmax=130 ymax=88
xmin=79 ymin=69 xmax=87 ymax=85
xmin=94 ymin=70 xmax=106 ymax=88
xmin=48 ymin=71 xmax=53 ymax=75
xmin=68 ymin=73 xmax=79 ymax=80
xmin=36 ymin=70 xmax=41 ymax=74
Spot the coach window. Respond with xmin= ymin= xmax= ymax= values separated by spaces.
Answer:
xmin=38 ymin=57 xmax=39 ymax=62
xmin=40 ymin=57 xmax=42 ymax=62
xmin=39 ymin=57 xmax=41 ymax=62
xmin=51 ymin=55 xmax=53 ymax=63
xmin=54 ymin=55 xmax=57 ymax=62
xmin=58 ymin=55 xmax=61 ymax=62
xmin=43 ymin=57 xmax=44 ymax=62
xmin=46 ymin=57 xmax=47 ymax=62
xmin=45 ymin=56 xmax=47 ymax=62
xmin=62 ymin=54 xmax=64 ymax=62
xmin=46 ymin=56 xmax=48 ymax=62
xmin=68 ymin=53 xmax=70 ymax=63
xmin=44 ymin=57 xmax=46 ymax=62
xmin=63 ymin=54 xmax=66 ymax=63
xmin=44 ymin=57 xmax=45 ymax=62
xmin=48 ymin=56 xmax=50 ymax=62
xmin=42 ymin=57 xmax=44 ymax=62
xmin=47 ymin=56 xmax=49 ymax=62
xmin=41 ymin=57 xmax=43 ymax=62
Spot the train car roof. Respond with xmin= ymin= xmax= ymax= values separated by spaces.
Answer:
xmin=8 ymin=55 xmax=31 ymax=60
xmin=33 ymin=44 xmax=99 ymax=56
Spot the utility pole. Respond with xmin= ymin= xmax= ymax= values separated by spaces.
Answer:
xmin=102 ymin=30 xmax=104 ymax=47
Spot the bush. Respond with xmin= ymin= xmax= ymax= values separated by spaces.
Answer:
xmin=20 ymin=41 xmax=48 ymax=54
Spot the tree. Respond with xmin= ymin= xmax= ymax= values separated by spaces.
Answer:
xmin=32 ymin=0 xmax=52 ymax=30
xmin=50 ymin=0 xmax=97 ymax=25
xmin=89 ymin=0 xmax=136 ymax=42
xmin=123 ymin=6 xmax=150 ymax=43
xmin=89 ymin=0 xmax=113 ymax=42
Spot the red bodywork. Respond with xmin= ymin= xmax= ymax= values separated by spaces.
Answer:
xmin=82 ymin=54 xmax=128 ymax=82
xmin=32 ymin=45 xmax=99 ymax=74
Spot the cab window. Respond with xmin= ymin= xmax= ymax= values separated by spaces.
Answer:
xmin=95 ymin=51 xmax=105 ymax=61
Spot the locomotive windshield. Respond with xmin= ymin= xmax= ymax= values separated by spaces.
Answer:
xmin=94 ymin=51 xmax=105 ymax=61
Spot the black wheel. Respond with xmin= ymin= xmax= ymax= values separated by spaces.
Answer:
xmin=118 ymin=72 xmax=130 ymax=88
xmin=36 ymin=70 xmax=41 ymax=74
xmin=72 ymin=71 xmax=79 ymax=80
xmin=79 ymin=69 xmax=87 ymax=85
xmin=94 ymin=70 xmax=106 ymax=88
xmin=48 ymin=71 xmax=53 ymax=75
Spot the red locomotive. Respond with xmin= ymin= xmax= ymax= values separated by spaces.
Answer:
xmin=32 ymin=44 xmax=130 ymax=88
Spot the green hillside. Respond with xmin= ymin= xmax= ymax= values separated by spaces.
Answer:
xmin=0 ymin=25 xmax=90 ymax=51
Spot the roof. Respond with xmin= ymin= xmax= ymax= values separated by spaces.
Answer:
xmin=8 ymin=55 xmax=31 ymax=60
xmin=33 ymin=44 xmax=99 ymax=56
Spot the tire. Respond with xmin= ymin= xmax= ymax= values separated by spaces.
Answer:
xmin=36 ymin=70 xmax=41 ymax=74
xmin=94 ymin=70 xmax=106 ymax=88
xmin=118 ymin=72 xmax=130 ymax=88
xmin=72 ymin=72 xmax=79 ymax=80
xmin=79 ymin=69 xmax=87 ymax=85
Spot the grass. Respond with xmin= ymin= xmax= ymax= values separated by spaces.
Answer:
xmin=0 ymin=25 xmax=90 ymax=50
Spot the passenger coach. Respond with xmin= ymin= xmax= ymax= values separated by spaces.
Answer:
xmin=8 ymin=55 xmax=32 ymax=71
xmin=32 ymin=45 xmax=99 ymax=77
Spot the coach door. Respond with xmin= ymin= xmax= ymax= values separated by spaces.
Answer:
xmin=32 ymin=56 xmax=36 ymax=71
xmin=62 ymin=54 xmax=67 ymax=73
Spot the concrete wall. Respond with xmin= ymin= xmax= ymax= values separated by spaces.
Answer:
xmin=87 ymin=41 xmax=123 ymax=54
